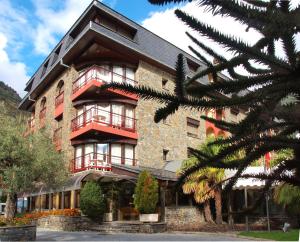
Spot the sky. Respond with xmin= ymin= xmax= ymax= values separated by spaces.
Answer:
xmin=0 ymin=0 xmax=299 ymax=97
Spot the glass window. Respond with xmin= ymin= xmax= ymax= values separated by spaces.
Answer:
xmin=126 ymin=67 xmax=135 ymax=85
xmin=84 ymin=144 xmax=94 ymax=168
xmin=125 ymin=106 xmax=134 ymax=129
xmin=112 ymin=104 xmax=123 ymax=127
xmin=111 ymin=144 xmax=122 ymax=164
xmin=113 ymin=65 xmax=123 ymax=83
xmin=96 ymin=143 xmax=109 ymax=164
xmin=75 ymin=146 xmax=83 ymax=169
xmin=125 ymin=145 xmax=134 ymax=165
xmin=97 ymin=103 xmax=110 ymax=125
xmin=99 ymin=65 xmax=111 ymax=83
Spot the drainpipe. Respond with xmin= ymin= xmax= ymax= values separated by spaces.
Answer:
xmin=60 ymin=59 xmax=71 ymax=69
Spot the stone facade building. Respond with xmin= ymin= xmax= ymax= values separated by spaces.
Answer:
xmin=19 ymin=1 xmax=244 ymax=221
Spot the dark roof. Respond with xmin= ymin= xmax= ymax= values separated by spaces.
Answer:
xmin=19 ymin=0 xmax=229 ymax=110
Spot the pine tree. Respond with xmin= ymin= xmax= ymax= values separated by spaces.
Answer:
xmin=102 ymin=0 xmax=300 ymax=209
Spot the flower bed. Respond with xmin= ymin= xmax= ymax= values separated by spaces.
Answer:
xmin=23 ymin=209 xmax=81 ymax=220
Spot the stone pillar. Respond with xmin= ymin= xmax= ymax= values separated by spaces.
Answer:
xmin=55 ymin=193 xmax=60 ymax=209
xmin=48 ymin=194 xmax=53 ymax=210
xmin=70 ymin=190 xmax=76 ymax=209
xmin=160 ymin=186 xmax=166 ymax=222
xmin=61 ymin=191 xmax=65 ymax=210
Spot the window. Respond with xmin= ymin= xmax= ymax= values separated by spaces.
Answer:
xmin=163 ymin=149 xmax=169 ymax=161
xmin=41 ymin=60 xmax=49 ymax=77
xmin=162 ymin=79 xmax=168 ymax=90
xmin=187 ymin=117 xmax=200 ymax=138
xmin=55 ymin=80 xmax=64 ymax=107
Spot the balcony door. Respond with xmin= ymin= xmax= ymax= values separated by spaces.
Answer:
xmin=85 ymin=104 xmax=95 ymax=125
xmin=75 ymin=146 xmax=83 ymax=170
xmin=97 ymin=103 xmax=110 ymax=126
xmin=125 ymin=145 xmax=134 ymax=165
xmin=99 ymin=65 xmax=111 ymax=83
xmin=125 ymin=106 xmax=134 ymax=130
xmin=76 ymin=108 xmax=84 ymax=129
xmin=126 ymin=67 xmax=135 ymax=86
xmin=112 ymin=104 xmax=123 ymax=127
xmin=84 ymin=144 xmax=94 ymax=168
xmin=113 ymin=65 xmax=123 ymax=83
xmin=111 ymin=144 xmax=122 ymax=164
xmin=96 ymin=143 xmax=109 ymax=165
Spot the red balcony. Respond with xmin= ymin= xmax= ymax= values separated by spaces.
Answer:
xmin=39 ymin=107 xmax=46 ymax=128
xmin=54 ymin=91 xmax=64 ymax=118
xmin=24 ymin=117 xmax=35 ymax=136
xmin=71 ymin=66 xmax=138 ymax=101
xmin=53 ymin=127 xmax=62 ymax=151
xmin=71 ymin=152 xmax=137 ymax=173
xmin=70 ymin=107 xmax=138 ymax=140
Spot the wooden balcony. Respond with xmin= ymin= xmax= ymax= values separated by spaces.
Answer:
xmin=53 ymin=127 xmax=62 ymax=151
xmin=54 ymin=91 xmax=64 ymax=119
xmin=70 ymin=107 xmax=138 ymax=140
xmin=71 ymin=66 xmax=138 ymax=101
xmin=71 ymin=152 xmax=137 ymax=173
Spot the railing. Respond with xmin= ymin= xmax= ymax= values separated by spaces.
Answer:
xmin=71 ymin=106 xmax=136 ymax=133
xmin=71 ymin=152 xmax=137 ymax=173
xmin=53 ymin=127 xmax=62 ymax=148
xmin=55 ymin=91 xmax=64 ymax=107
xmin=72 ymin=65 xmax=137 ymax=94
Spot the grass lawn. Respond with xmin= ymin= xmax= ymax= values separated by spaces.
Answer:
xmin=239 ymin=230 xmax=299 ymax=241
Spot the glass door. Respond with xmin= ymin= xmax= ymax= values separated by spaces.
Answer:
xmin=75 ymin=146 xmax=83 ymax=170
xmin=112 ymin=104 xmax=123 ymax=127
xmin=99 ymin=65 xmax=111 ymax=83
xmin=111 ymin=144 xmax=122 ymax=164
xmin=97 ymin=103 xmax=110 ymax=126
xmin=125 ymin=106 xmax=134 ymax=130
xmin=84 ymin=144 xmax=94 ymax=169
xmin=125 ymin=145 xmax=134 ymax=165
xmin=113 ymin=65 xmax=123 ymax=83
xmin=85 ymin=104 xmax=95 ymax=125
xmin=96 ymin=143 xmax=109 ymax=167
xmin=76 ymin=108 xmax=84 ymax=130
xmin=126 ymin=67 xmax=135 ymax=86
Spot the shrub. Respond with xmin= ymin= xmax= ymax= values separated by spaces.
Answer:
xmin=80 ymin=181 xmax=105 ymax=220
xmin=134 ymin=170 xmax=158 ymax=214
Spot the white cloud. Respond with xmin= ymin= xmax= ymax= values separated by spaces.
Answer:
xmin=0 ymin=33 xmax=29 ymax=98
xmin=33 ymin=0 xmax=93 ymax=55
xmin=142 ymin=1 xmax=300 ymax=72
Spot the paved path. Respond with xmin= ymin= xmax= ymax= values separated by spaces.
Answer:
xmin=37 ymin=229 xmax=253 ymax=241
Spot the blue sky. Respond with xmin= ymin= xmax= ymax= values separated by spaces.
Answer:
xmin=0 ymin=0 xmax=299 ymax=97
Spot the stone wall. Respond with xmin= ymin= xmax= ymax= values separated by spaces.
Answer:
xmin=0 ymin=225 xmax=36 ymax=241
xmin=165 ymin=206 xmax=205 ymax=231
xmin=37 ymin=215 xmax=97 ymax=231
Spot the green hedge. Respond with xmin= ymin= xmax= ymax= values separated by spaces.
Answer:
xmin=80 ymin=181 xmax=105 ymax=220
xmin=134 ymin=170 xmax=158 ymax=214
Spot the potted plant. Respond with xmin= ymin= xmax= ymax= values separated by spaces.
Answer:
xmin=134 ymin=171 xmax=159 ymax=223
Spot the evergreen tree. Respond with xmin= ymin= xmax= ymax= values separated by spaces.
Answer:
xmin=102 ymin=0 xmax=300 ymax=209
xmin=0 ymin=111 xmax=68 ymax=219
xmin=134 ymin=170 xmax=159 ymax=214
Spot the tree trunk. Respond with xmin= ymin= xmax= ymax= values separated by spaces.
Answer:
xmin=215 ymin=186 xmax=223 ymax=224
xmin=204 ymin=200 xmax=214 ymax=223
xmin=5 ymin=193 xmax=17 ymax=220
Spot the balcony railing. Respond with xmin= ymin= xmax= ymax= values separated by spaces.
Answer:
xmin=72 ymin=65 xmax=137 ymax=94
xmin=53 ymin=127 xmax=62 ymax=149
xmin=71 ymin=152 xmax=137 ymax=173
xmin=55 ymin=91 xmax=64 ymax=107
xmin=71 ymin=107 xmax=136 ymax=133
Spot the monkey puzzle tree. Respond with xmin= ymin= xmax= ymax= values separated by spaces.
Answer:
xmin=102 ymin=0 xmax=300 ymax=209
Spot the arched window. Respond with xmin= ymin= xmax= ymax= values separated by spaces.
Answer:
xmin=40 ymin=97 xmax=46 ymax=109
xmin=39 ymin=97 xmax=47 ymax=128
xmin=55 ymin=80 xmax=64 ymax=107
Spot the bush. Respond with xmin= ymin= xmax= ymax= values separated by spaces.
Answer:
xmin=134 ymin=170 xmax=158 ymax=214
xmin=80 ymin=181 xmax=105 ymax=220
